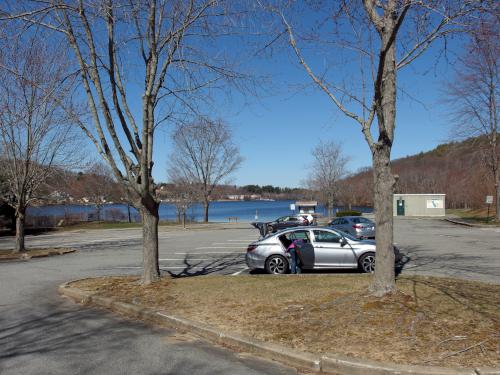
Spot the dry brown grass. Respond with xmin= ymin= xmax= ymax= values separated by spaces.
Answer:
xmin=0 ymin=248 xmax=75 ymax=260
xmin=72 ymin=274 xmax=500 ymax=368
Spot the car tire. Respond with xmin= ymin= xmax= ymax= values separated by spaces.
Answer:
xmin=358 ymin=252 xmax=375 ymax=273
xmin=267 ymin=224 xmax=274 ymax=234
xmin=265 ymin=255 xmax=289 ymax=274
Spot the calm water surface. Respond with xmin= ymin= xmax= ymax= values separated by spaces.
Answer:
xmin=27 ymin=200 xmax=372 ymax=223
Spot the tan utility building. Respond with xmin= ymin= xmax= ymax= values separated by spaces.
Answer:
xmin=393 ymin=194 xmax=446 ymax=217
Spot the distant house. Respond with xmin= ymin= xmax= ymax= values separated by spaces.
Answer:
xmin=227 ymin=194 xmax=245 ymax=200
xmin=295 ymin=201 xmax=317 ymax=214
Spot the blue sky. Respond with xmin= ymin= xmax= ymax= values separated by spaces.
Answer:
xmin=65 ymin=4 xmax=464 ymax=189
xmin=151 ymin=32 xmax=460 ymax=188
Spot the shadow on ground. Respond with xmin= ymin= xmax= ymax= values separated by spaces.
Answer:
xmin=0 ymin=298 xmax=296 ymax=375
xmin=166 ymin=254 xmax=246 ymax=278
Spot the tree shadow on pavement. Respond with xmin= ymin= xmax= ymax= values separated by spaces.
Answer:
xmin=0 ymin=301 xmax=165 ymax=374
xmin=0 ymin=300 xmax=296 ymax=375
xmin=165 ymin=253 xmax=246 ymax=278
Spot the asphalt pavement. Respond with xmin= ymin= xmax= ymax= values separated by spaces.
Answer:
xmin=0 ymin=225 xmax=296 ymax=375
xmin=0 ymin=218 xmax=499 ymax=374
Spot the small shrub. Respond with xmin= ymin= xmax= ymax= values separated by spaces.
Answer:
xmin=336 ymin=210 xmax=362 ymax=217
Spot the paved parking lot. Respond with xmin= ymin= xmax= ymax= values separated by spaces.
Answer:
xmin=394 ymin=218 xmax=500 ymax=284
xmin=1 ymin=218 xmax=499 ymax=375
xmin=0 ymin=225 xmax=296 ymax=375
xmin=0 ymin=218 xmax=498 ymax=283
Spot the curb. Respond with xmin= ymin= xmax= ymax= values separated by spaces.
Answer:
xmin=0 ymin=248 xmax=76 ymax=261
xmin=59 ymin=282 xmax=499 ymax=375
xmin=444 ymin=218 xmax=499 ymax=228
xmin=444 ymin=218 xmax=480 ymax=227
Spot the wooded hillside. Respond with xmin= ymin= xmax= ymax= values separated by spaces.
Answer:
xmin=338 ymin=137 xmax=498 ymax=209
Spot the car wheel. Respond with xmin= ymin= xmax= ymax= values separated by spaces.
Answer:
xmin=359 ymin=252 xmax=375 ymax=273
xmin=265 ymin=255 xmax=289 ymax=274
xmin=267 ymin=224 xmax=274 ymax=234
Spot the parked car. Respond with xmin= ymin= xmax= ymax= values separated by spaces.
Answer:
xmin=246 ymin=226 xmax=401 ymax=274
xmin=251 ymin=215 xmax=312 ymax=236
xmin=328 ymin=216 xmax=375 ymax=239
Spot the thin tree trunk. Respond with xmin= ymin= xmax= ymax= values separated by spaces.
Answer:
xmin=203 ymin=199 xmax=209 ymax=223
xmin=495 ymin=169 xmax=500 ymax=221
xmin=328 ymin=196 xmax=334 ymax=219
xmin=140 ymin=198 xmax=160 ymax=284
xmin=15 ymin=207 xmax=26 ymax=253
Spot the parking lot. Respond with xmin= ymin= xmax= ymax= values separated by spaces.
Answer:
xmin=1 ymin=217 xmax=498 ymax=375
xmin=0 ymin=217 xmax=499 ymax=283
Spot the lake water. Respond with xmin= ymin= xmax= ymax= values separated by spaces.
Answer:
xmin=27 ymin=200 xmax=372 ymax=223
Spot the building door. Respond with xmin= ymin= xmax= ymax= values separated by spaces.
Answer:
xmin=397 ymin=199 xmax=405 ymax=216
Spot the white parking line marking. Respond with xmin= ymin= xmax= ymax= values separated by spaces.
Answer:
xmin=196 ymin=246 xmax=246 ymax=249
xmin=114 ymin=266 xmax=196 ymax=270
xmin=212 ymin=242 xmax=249 ymax=245
xmin=226 ymin=240 xmax=256 ymax=242
xmin=231 ymin=267 xmax=249 ymax=276
xmin=175 ymin=252 xmax=244 ymax=255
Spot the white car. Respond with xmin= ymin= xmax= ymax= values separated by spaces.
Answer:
xmin=246 ymin=227 xmax=401 ymax=274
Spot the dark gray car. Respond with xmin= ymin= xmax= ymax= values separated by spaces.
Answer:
xmin=251 ymin=215 xmax=310 ymax=236
xmin=328 ymin=216 xmax=375 ymax=239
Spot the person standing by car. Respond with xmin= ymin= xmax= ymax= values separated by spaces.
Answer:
xmin=306 ymin=213 xmax=314 ymax=225
xmin=287 ymin=238 xmax=303 ymax=274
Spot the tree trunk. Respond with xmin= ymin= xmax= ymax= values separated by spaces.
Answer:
xmin=203 ymin=199 xmax=209 ymax=223
xmin=369 ymin=142 xmax=397 ymax=296
xmin=495 ymin=169 xmax=500 ymax=221
xmin=140 ymin=198 xmax=160 ymax=284
xmin=368 ymin=23 xmax=398 ymax=296
xmin=328 ymin=197 xmax=334 ymax=219
xmin=15 ymin=207 xmax=26 ymax=253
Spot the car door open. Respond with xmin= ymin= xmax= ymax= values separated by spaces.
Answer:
xmin=289 ymin=230 xmax=315 ymax=269
xmin=312 ymin=229 xmax=357 ymax=268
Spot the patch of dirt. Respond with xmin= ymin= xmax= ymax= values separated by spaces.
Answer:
xmin=0 ymin=248 xmax=75 ymax=260
xmin=71 ymin=275 xmax=500 ymax=368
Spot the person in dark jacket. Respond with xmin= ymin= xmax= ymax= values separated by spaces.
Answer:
xmin=287 ymin=239 xmax=303 ymax=274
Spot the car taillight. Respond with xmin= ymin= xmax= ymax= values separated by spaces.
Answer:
xmin=353 ymin=224 xmax=363 ymax=229
xmin=247 ymin=244 xmax=258 ymax=252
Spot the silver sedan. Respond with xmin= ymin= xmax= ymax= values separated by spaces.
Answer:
xmin=246 ymin=227 xmax=400 ymax=274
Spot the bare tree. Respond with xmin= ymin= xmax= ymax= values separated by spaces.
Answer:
xmin=308 ymin=140 xmax=349 ymax=219
xmin=0 ymin=32 xmax=79 ymax=252
xmin=168 ymin=117 xmax=243 ymax=222
xmin=447 ymin=20 xmax=499 ymax=220
xmin=265 ymin=1 xmax=484 ymax=296
xmin=77 ymin=162 xmax=118 ymax=221
xmin=160 ymin=181 xmax=197 ymax=228
xmin=2 ymin=1 xmax=246 ymax=283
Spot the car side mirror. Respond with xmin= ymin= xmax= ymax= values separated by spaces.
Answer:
xmin=340 ymin=237 xmax=347 ymax=247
